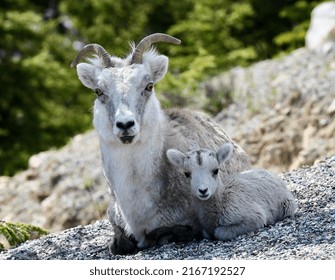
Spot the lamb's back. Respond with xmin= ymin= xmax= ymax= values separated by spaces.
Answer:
xmin=218 ymin=169 xmax=296 ymax=224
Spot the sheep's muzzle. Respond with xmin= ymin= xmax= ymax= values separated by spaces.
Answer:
xmin=120 ymin=135 xmax=135 ymax=144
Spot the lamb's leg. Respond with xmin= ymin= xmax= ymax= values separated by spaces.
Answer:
xmin=214 ymin=223 xmax=258 ymax=241
xmin=109 ymin=225 xmax=137 ymax=255
xmin=279 ymin=198 xmax=297 ymax=219
xmin=215 ymin=211 xmax=266 ymax=241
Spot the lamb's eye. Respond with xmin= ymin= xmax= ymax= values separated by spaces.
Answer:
xmin=184 ymin=172 xmax=191 ymax=178
xmin=95 ymin=88 xmax=104 ymax=97
xmin=145 ymin=83 xmax=154 ymax=91
xmin=212 ymin=168 xmax=219 ymax=176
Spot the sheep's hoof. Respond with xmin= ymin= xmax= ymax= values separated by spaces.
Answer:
xmin=109 ymin=226 xmax=137 ymax=255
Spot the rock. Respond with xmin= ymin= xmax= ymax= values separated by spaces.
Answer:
xmin=306 ymin=1 xmax=335 ymax=51
xmin=0 ymin=131 xmax=110 ymax=232
xmin=210 ymin=46 xmax=335 ymax=173
xmin=327 ymin=99 xmax=335 ymax=115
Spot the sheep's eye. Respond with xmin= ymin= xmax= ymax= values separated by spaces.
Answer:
xmin=145 ymin=83 xmax=154 ymax=91
xmin=184 ymin=172 xmax=191 ymax=178
xmin=95 ymin=88 xmax=104 ymax=97
xmin=212 ymin=168 xmax=219 ymax=176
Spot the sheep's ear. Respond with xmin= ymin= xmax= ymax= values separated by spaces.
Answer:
xmin=216 ymin=143 xmax=234 ymax=165
xmin=166 ymin=149 xmax=186 ymax=168
xmin=145 ymin=55 xmax=168 ymax=83
xmin=76 ymin=63 xmax=101 ymax=90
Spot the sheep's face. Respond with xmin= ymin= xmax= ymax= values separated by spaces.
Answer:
xmin=167 ymin=143 xmax=234 ymax=200
xmin=75 ymin=52 xmax=168 ymax=145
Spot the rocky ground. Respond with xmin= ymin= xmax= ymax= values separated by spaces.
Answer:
xmin=1 ymin=155 xmax=334 ymax=260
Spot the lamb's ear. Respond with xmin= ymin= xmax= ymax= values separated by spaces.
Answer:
xmin=166 ymin=149 xmax=186 ymax=168
xmin=216 ymin=143 xmax=234 ymax=165
xmin=76 ymin=63 xmax=101 ymax=89
xmin=145 ymin=55 xmax=168 ymax=83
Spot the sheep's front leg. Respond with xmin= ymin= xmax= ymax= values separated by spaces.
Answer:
xmin=107 ymin=198 xmax=137 ymax=255
xmin=109 ymin=225 xmax=138 ymax=255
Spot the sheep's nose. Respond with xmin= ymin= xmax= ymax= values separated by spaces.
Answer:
xmin=116 ymin=120 xmax=135 ymax=130
xmin=198 ymin=188 xmax=208 ymax=195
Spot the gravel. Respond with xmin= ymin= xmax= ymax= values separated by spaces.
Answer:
xmin=1 ymin=155 xmax=334 ymax=260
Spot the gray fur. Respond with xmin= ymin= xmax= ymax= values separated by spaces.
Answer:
xmin=167 ymin=143 xmax=297 ymax=241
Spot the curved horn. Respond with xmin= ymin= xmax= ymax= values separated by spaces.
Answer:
xmin=131 ymin=33 xmax=181 ymax=65
xmin=71 ymin=43 xmax=113 ymax=68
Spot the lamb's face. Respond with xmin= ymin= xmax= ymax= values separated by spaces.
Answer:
xmin=167 ymin=143 xmax=234 ymax=200
xmin=183 ymin=149 xmax=221 ymax=200
xmin=167 ymin=149 xmax=220 ymax=200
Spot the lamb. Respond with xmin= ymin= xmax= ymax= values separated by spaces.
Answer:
xmin=167 ymin=143 xmax=297 ymax=241
xmin=71 ymin=33 xmax=251 ymax=254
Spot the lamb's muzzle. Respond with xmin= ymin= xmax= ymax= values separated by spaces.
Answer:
xmin=197 ymin=187 xmax=210 ymax=200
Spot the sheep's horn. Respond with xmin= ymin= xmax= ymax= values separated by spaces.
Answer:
xmin=71 ymin=43 xmax=113 ymax=68
xmin=131 ymin=33 xmax=181 ymax=65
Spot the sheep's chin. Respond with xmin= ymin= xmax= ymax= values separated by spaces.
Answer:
xmin=117 ymin=134 xmax=140 ymax=145
xmin=120 ymin=135 xmax=135 ymax=144
xmin=197 ymin=194 xmax=210 ymax=201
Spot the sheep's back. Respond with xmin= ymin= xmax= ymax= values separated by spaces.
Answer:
xmin=164 ymin=108 xmax=251 ymax=174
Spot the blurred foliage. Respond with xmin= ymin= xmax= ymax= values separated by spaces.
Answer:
xmin=0 ymin=0 xmax=93 ymax=176
xmin=0 ymin=0 xmax=327 ymax=175
xmin=0 ymin=220 xmax=49 ymax=250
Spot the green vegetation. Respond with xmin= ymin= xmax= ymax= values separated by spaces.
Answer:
xmin=0 ymin=0 xmax=326 ymax=175
xmin=0 ymin=221 xmax=49 ymax=250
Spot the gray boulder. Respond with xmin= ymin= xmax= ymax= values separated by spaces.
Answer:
xmin=306 ymin=1 xmax=335 ymax=52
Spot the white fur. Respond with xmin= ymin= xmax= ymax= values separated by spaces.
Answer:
xmin=76 ymin=51 xmax=169 ymax=247
xmin=99 ymin=119 xmax=165 ymax=247
xmin=167 ymin=143 xmax=297 ymax=241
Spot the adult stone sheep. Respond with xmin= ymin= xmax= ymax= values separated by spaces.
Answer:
xmin=71 ymin=33 xmax=251 ymax=255
xmin=167 ymin=143 xmax=297 ymax=241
